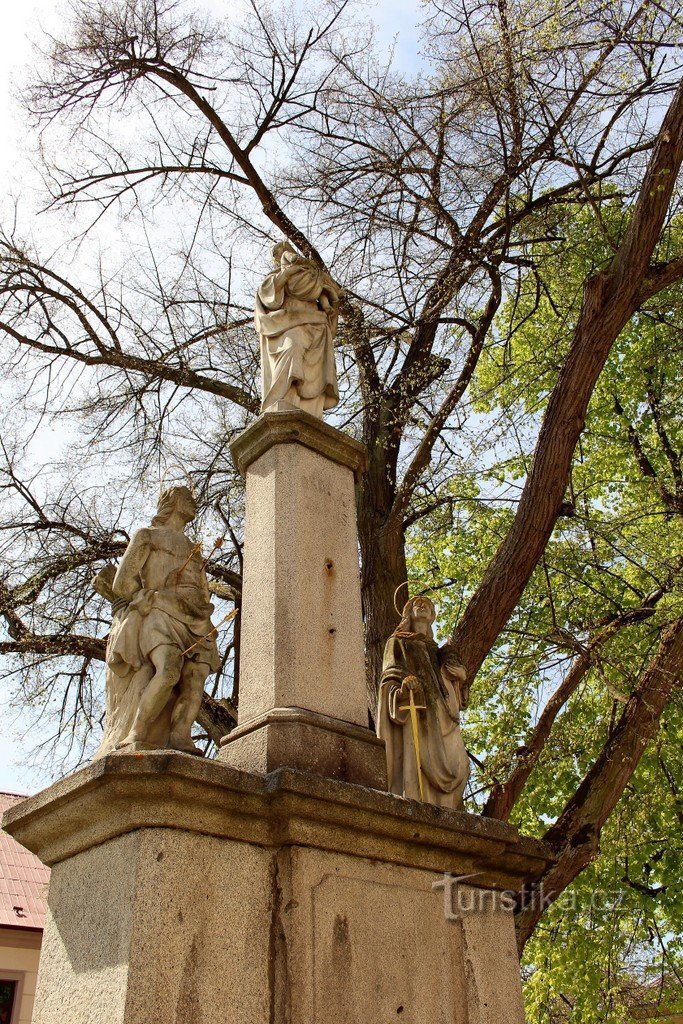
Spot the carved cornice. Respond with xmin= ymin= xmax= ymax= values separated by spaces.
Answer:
xmin=2 ymin=753 xmax=554 ymax=892
xmin=230 ymin=411 xmax=367 ymax=479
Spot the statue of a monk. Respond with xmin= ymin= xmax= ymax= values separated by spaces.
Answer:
xmin=92 ymin=486 xmax=221 ymax=758
xmin=377 ymin=595 xmax=470 ymax=809
xmin=255 ymin=241 xmax=341 ymax=418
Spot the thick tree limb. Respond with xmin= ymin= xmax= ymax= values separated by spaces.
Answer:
xmin=484 ymin=587 xmax=670 ymax=821
xmin=196 ymin=692 xmax=237 ymax=746
xmin=0 ymin=629 xmax=237 ymax=746
xmin=0 ymin=319 xmax=258 ymax=412
xmin=11 ymin=543 xmax=126 ymax=606
xmin=451 ymin=79 xmax=683 ymax=682
xmin=515 ymin=615 xmax=683 ymax=951
xmin=0 ymin=633 xmax=106 ymax=660
xmin=638 ymin=256 xmax=683 ymax=303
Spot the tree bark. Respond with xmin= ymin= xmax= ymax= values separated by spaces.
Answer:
xmin=358 ymin=513 xmax=407 ymax=721
xmin=515 ymin=616 xmax=683 ymax=951
xmin=484 ymin=597 xmax=665 ymax=820
xmin=450 ymin=80 xmax=683 ymax=682
xmin=357 ymin=452 xmax=407 ymax=719
xmin=197 ymin=693 xmax=238 ymax=747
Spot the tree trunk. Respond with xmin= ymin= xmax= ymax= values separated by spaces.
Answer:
xmin=484 ymin=597 xmax=663 ymax=820
xmin=450 ymin=79 xmax=683 ymax=683
xmin=198 ymin=693 xmax=238 ymax=746
xmin=357 ymin=421 xmax=407 ymax=719
xmin=358 ymin=513 xmax=407 ymax=721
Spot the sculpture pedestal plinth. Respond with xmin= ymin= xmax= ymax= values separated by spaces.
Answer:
xmin=3 ymin=754 xmax=553 ymax=1024
xmin=1 ymin=412 xmax=554 ymax=1024
xmin=219 ymin=411 xmax=385 ymax=789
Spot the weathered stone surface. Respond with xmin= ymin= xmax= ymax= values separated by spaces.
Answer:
xmin=91 ymin=485 xmax=221 ymax=758
xmin=282 ymin=846 xmax=471 ymax=1023
xmin=223 ymin=413 xmax=375 ymax=784
xmin=33 ymin=830 xmax=273 ymax=1024
xmin=230 ymin=408 xmax=367 ymax=480
xmin=232 ymin=423 xmax=367 ymax=729
xmin=255 ymin=242 xmax=341 ymax=418
xmin=3 ymin=756 xmax=551 ymax=1024
xmin=2 ymin=753 xmax=552 ymax=888
xmin=220 ymin=706 xmax=386 ymax=790
xmin=457 ymin=886 xmax=528 ymax=1024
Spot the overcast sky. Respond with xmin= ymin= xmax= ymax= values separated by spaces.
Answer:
xmin=0 ymin=0 xmax=423 ymax=794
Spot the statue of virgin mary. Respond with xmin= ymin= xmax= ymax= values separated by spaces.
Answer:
xmin=255 ymin=241 xmax=341 ymax=419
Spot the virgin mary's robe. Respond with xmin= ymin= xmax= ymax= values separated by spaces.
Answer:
xmin=255 ymin=258 xmax=339 ymax=413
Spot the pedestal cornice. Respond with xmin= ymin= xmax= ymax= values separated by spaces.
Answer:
xmin=2 ymin=752 xmax=554 ymax=893
xmin=230 ymin=410 xmax=367 ymax=479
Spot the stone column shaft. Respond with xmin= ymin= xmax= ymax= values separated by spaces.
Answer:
xmin=219 ymin=411 xmax=385 ymax=788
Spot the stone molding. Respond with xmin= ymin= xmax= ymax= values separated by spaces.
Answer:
xmin=230 ymin=410 xmax=367 ymax=479
xmin=3 ymin=753 xmax=554 ymax=892
xmin=219 ymin=706 xmax=386 ymax=789
xmin=221 ymin=705 xmax=384 ymax=746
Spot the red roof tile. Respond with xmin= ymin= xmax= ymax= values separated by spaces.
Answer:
xmin=0 ymin=792 xmax=49 ymax=930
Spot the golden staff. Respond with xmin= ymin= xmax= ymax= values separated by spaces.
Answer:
xmin=174 ymin=542 xmax=202 ymax=583
xmin=398 ymin=676 xmax=426 ymax=801
xmin=200 ymin=535 xmax=226 ymax=572
xmin=180 ymin=609 xmax=238 ymax=657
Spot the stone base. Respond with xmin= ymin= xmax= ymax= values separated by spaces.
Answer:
xmin=2 ymin=754 xmax=553 ymax=1024
xmin=229 ymin=411 xmax=370 ymax=734
xmin=260 ymin=398 xmax=300 ymax=414
xmin=218 ymin=706 xmax=386 ymax=790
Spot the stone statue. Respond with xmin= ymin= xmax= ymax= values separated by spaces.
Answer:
xmin=255 ymin=241 xmax=341 ymax=418
xmin=92 ymin=486 xmax=221 ymax=758
xmin=377 ymin=595 xmax=470 ymax=809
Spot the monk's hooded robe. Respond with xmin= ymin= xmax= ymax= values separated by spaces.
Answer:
xmin=377 ymin=631 xmax=469 ymax=809
xmin=255 ymin=254 xmax=339 ymax=413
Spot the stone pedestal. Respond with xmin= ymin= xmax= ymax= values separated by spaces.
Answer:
xmin=2 ymin=412 xmax=554 ymax=1023
xmin=3 ymin=754 xmax=553 ymax=1024
xmin=219 ymin=411 xmax=385 ymax=788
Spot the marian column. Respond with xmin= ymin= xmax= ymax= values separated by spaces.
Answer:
xmin=2 ymin=242 xmax=553 ymax=1024
xmin=218 ymin=242 xmax=385 ymax=787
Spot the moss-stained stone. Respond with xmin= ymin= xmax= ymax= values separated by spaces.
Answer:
xmin=3 ymin=754 xmax=551 ymax=1024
